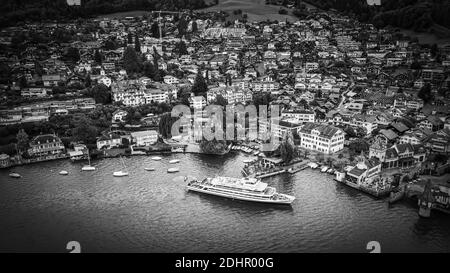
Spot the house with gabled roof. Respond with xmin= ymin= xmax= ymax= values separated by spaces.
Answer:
xmin=299 ymin=123 xmax=345 ymax=154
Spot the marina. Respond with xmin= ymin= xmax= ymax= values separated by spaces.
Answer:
xmin=1 ymin=153 xmax=449 ymax=252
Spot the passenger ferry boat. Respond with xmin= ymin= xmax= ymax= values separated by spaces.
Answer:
xmin=186 ymin=176 xmax=295 ymax=205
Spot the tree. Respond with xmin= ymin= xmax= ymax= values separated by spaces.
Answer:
xmin=104 ymin=38 xmax=119 ymax=50
xmin=199 ymin=138 xmax=228 ymax=155
xmin=178 ymin=15 xmax=188 ymax=38
xmin=279 ymin=132 xmax=296 ymax=164
xmin=348 ymin=139 xmax=369 ymax=155
xmin=158 ymin=113 xmax=178 ymax=139
xmin=88 ymin=84 xmax=111 ymax=104
xmin=151 ymin=21 xmax=160 ymax=38
xmin=122 ymin=47 xmax=142 ymax=74
xmin=0 ymin=63 xmax=11 ymax=84
xmin=278 ymin=8 xmax=288 ymax=15
xmin=16 ymin=129 xmax=29 ymax=153
xmin=253 ymin=93 xmax=272 ymax=109
xmin=65 ymin=47 xmax=80 ymax=63
xmin=121 ymin=138 xmax=130 ymax=148
xmin=213 ymin=94 xmax=228 ymax=107
xmin=179 ymin=88 xmax=192 ymax=106
xmin=143 ymin=61 xmax=157 ymax=79
xmin=418 ymin=83 xmax=433 ymax=104
xmin=127 ymin=32 xmax=133 ymax=45
xmin=134 ymin=34 xmax=141 ymax=53
xmin=72 ymin=118 xmax=98 ymax=145
xmin=175 ymin=40 xmax=188 ymax=55
xmin=94 ymin=49 xmax=103 ymax=64
xmin=192 ymin=20 xmax=198 ymax=33
xmin=191 ymin=71 xmax=208 ymax=97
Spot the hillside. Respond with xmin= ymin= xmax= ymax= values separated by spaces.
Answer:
xmin=302 ymin=0 xmax=450 ymax=34
xmin=200 ymin=0 xmax=299 ymax=22
xmin=0 ymin=0 xmax=209 ymax=27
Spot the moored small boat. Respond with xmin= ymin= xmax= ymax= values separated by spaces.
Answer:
xmin=113 ymin=171 xmax=129 ymax=177
xmin=169 ymin=159 xmax=180 ymax=164
xmin=167 ymin=168 xmax=179 ymax=173
xmin=81 ymin=165 xmax=96 ymax=171
xmin=9 ymin=173 xmax=21 ymax=178
xmin=152 ymin=156 xmax=162 ymax=161
xmin=82 ymin=149 xmax=96 ymax=171
xmin=59 ymin=170 xmax=69 ymax=175
xmin=144 ymin=167 xmax=155 ymax=171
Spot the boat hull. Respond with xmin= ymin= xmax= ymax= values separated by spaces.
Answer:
xmin=187 ymin=185 xmax=294 ymax=205
xmin=113 ymin=172 xmax=129 ymax=177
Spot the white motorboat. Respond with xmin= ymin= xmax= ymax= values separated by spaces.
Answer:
xmin=167 ymin=168 xmax=179 ymax=173
xmin=9 ymin=173 xmax=21 ymax=178
xmin=59 ymin=170 xmax=69 ymax=175
xmin=152 ymin=156 xmax=162 ymax=161
xmin=81 ymin=165 xmax=96 ymax=171
xmin=186 ymin=176 xmax=295 ymax=205
xmin=144 ymin=167 xmax=155 ymax=171
xmin=169 ymin=159 xmax=180 ymax=164
xmin=113 ymin=171 xmax=129 ymax=177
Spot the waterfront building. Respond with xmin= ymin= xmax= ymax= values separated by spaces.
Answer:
xmin=131 ymin=130 xmax=158 ymax=146
xmin=96 ymin=133 xmax=122 ymax=150
xmin=299 ymin=123 xmax=345 ymax=154
xmin=369 ymin=137 xmax=426 ymax=169
xmin=346 ymin=155 xmax=382 ymax=185
xmin=28 ymin=134 xmax=65 ymax=157
xmin=68 ymin=143 xmax=88 ymax=161
xmin=0 ymin=153 xmax=10 ymax=168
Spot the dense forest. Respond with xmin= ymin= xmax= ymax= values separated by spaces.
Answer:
xmin=302 ymin=0 xmax=450 ymax=32
xmin=0 ymin=0 xmax=208 ymax=28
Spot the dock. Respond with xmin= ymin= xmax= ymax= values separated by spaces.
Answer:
xmin=255 ymin=169 xmax=287 ymax=179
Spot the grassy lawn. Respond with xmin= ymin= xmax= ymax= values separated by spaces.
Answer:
xmin=200 ymin=0 xmax=299 ymax=22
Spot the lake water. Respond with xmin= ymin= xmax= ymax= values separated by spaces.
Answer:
xmin=0 ymin=153 xmax=449 ymax=253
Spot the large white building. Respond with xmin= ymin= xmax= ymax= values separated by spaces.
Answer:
xmin=299 ymin=123 xmax=345 ymax=154
xmin=111 ymin=80 xmax=176 ymax=106
xmin=131 ymin=130 xmax=158 ymax=146
xmin=282 ymin=110 xmax=315 ymax=124
xmin=190 ymin=96 xmax=207 ymax=110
